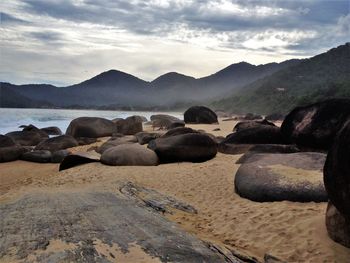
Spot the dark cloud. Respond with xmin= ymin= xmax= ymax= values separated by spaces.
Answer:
xmin=1 ymin=12 xmax=27 ymax=24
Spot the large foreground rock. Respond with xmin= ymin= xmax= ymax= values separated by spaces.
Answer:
xmin=326 ymin=202 xmax=350 ymax=248
xmin=66 ymin=117 xmax=116 ymax=138
xmin=324 ymin=120 xmax=350 ymax=217
xmin=0 ymin=191 xmax=228 ymax=262
xmin=101 ymin=144 xmax=158 ymax=166
xmin=235 ymin=152 xmax=327 ymax=202
xmin=281 ymin=98 xmax=350 ymax=150
xmin=184 ymin=106 xmax=218 ymax=124
xmin=221 ymin=126 xmax=284 ymax=145
xmin=148 ymin=133 xmax=217 ymax=163
xmin=35 ymin=135 xmax=79 ymax=152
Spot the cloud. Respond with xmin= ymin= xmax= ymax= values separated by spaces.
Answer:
xmin=1 ymin=0 xmax=349 ymax=85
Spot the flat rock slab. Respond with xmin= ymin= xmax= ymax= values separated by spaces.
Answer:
xmin=0 ymin=190 xmax=229 ymax=262
xmin=235 ymin=152 xmax=327 ymax=202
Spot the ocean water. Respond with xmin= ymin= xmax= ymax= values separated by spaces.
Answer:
xmin=0 ymin=108 xmax=183 ymax=135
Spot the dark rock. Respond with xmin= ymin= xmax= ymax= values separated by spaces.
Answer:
xmin=59 ymin=152 xmax=100 ymax=171
xmin=101 ymin=144 xmax=158 ymax=166
xmin=168 ymin=121 xmax=185 ymax=129
xmin=150 ymin=114 xmax=183 ymax=130
xmin=21 ymin=150 xmax=52 ymax=163
xmin=51 ymin=149 xmax=71 ymax=163
xmin=236 ymin=144 xmax=300 ymax=163
xmin=281 ymin=98 xmax=350 ymax=150
xmin=35 ymin=135 xmax=79 ymax=152
xmin=0 ymin=135 xmax=16 ymax=148
xmin=265 ymin=113 xmax=285 ymax=121
xmin=40 ymin=126 xmax=63 ymax=136
xmin=6 ymin=130 xmax=48 ymax=146
xmin=76 ymin=137 xmax=98 ymax=146
xmin=233 ymin=119 xmax=275 ymax=132
xmin=324 ymin=120 xmax=350 ymax=216
xmin=128 ymin=115 xmax=148 ymax=122
xmin=218 ymin=144 xmax=255 ymax=155
xmin=0 ymin=191 xmax=229 ymax=262
xmin=135 ymin=132 xmax=160 ymax=145
xmin=162 ymin=127 xmax=199 ymax=138
xmin=325 ymin=202 xmax=350 ymax=248
xmin=242 ymin=113 xmax=263 ymax=120
xmin=184 ymin=106 xmax=218 ymax=124
xmin=115 ymin=116 xmax=143 ymax=135
xmin=235 ymin=152 xmax=327 ymax=202
xmin=66 ymin=117 xmax=116 ymax=138
xmin=20 ymin=124 xmax=49 ymax=138
xmin=221 ymin=126 xmax=284 ymax=145
xmin=97 ymin=136 xmax=137 ymax=154
xmin=148 ymin=133 xmax=217 ymax=163
xmin=0 ymin=146 xmax=27 ymax=163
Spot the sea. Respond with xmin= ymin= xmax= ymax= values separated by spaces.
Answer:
xmin=0 ymin=108 xmax=183 ymax=135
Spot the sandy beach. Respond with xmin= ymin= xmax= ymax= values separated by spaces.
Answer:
xmin=1 ymin=118 xmax=350 ymax=262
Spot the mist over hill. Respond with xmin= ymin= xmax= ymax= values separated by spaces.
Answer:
xmin=1 ymin=43 xmax=349 ymax=114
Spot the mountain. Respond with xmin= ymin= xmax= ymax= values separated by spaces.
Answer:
xmin=2 ymin=43 xmax=348 ymax=111
xmin=212 ymin=43 xmax=350 ymax=115
xmin=1 ymin=60 xmax=295 ymax=109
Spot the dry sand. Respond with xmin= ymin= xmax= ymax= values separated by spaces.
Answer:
xmin=1 ymin=118 xmax=350 ymax=262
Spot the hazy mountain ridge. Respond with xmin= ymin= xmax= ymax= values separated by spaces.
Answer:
xmin=1 ymin=43 xmax=348 ymax=112
xmin=212 ymin=43 xmax=350 ymax=115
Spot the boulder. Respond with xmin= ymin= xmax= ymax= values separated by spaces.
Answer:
xmin=325 ymin=202 xmax=350 ymax=248
xmin=324 ymin=119 xmax=350 ymax=216
xmin=148 ymin=133 xmax=217 ymax=163
xmin=66 ymin=117 xmax=116 ymax=138
xmin=76 ymin=137 xmax=98 ymax=146
xmin=162 ymin=127 xmax=199 ymax=138
xmin=221 ymin=126 xmax=284 ymax=145
xmin=242 ymin=113 xmax=263 ymax=120
xmin=184 ymin=106 xmax=218 ymax=124
xmin=51 ymin=149 xmax=71 ymax=163
xmin=59 ymin=152 xmax=100 ymax=171
xmin=236 ymin=144 xmax=300 ymax=164
xmin=97 ymin=136 xmax=137 ymax=154
xmin=20 ymin=124 xmax=50 ymax=138
xmin=168 ymin=121 xmax=186 ymax=129
xmin=128 ymin=115 xmax=148 ymax=122
xmin=0 ymin=135 xmax=16 ymax=148
xmin=265 ymin=113 xmax=285 ymax=121
xmin=6 ymin=130 xmax=48 ymax=146
xmin=135 ymin=132 xmax=161 ymax=145
xmin=235 ymin=152 xmax=327 ymax=202
xmin=281 ymin=98 xmax=350 ymax=150
xmin=115 ymin=116 xmax=143 ymax=135
xmin=40 ymin=126 xmax=63 ymax=136
xmin=101 ymin=144 xmax=159 ymax=166
xmin=218 ymin=144 xmax=254 ymax=155
xmin=233 ymin=119 xmax=275 ymax=132
xmin=21 ymin=150 xmax=52 ymax=163
xmin=150 ymin=114 xmax=183 ymax=130
xmin=0 ymin=146 xmax=27 ymax=163
xmin=35 ymin=135 xmax=79 ymax=152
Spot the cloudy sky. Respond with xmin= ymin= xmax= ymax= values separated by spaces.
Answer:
xmin=1 ymin=0 xmax=349 ymax=86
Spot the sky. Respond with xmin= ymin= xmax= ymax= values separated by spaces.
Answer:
xmin=1 ymin=0 xmax=349 ymax=86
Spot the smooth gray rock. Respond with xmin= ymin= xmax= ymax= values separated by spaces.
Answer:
xmin=235 ymin=152 xmax=327 ymax=202
xmin=66 ymin=117 xmax=116 ymax=138
xmin=35 ymin=135 xmax=79 ymax=152
xmin=101 ymin=144 xmax=158 ymax=166
xmin=97 ymin=136 xmax=137 ymax=154
xmin=0 ymin=191 xmax=228 ymax=262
